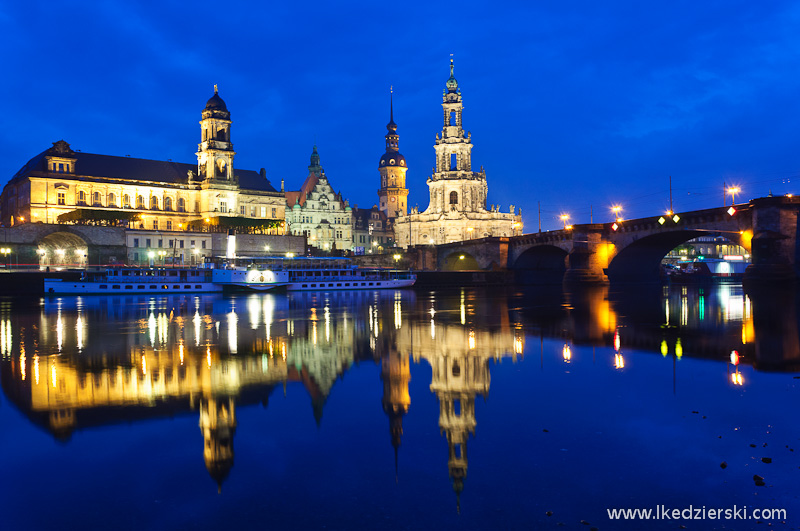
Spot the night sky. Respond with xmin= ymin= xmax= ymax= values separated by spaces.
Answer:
xmin=3 ymin=1 xmax=800 ymax=231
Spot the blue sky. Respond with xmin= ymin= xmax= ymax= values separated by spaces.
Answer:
xmin=3 ymin=1 xmax=800 ymax=230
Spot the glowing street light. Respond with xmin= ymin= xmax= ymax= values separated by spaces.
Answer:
xmin=611 ymin=205 xmax=623 ymax=222
xmin=727 ymin=186 xmax=740 ymax=205
xmin=560 ymin=213 xmax=570 ymax=229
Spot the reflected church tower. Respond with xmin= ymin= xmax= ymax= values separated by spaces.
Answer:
xmin=199 ymin=395 xmax=237 ymax=492
xmin=380 ymin=349 xmax=411 ymax=479
xmin=429 ymin=352 xmax=490 ymax=512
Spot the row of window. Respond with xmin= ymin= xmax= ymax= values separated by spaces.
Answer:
xmin=132 ymin=238 xmax=207 ymax=249
xmin=72 ymin=191 xmax=190 ymax=211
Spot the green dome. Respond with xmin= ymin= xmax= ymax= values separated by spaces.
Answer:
xmin=445 ymin=59 xmax=458 ymax=91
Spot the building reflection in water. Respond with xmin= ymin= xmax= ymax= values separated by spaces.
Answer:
xmin=1 ymin=281 xmax=799 ymax=504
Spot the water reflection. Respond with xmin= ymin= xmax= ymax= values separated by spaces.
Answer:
xmin=0 ymin=282 xmax=798 ymax=507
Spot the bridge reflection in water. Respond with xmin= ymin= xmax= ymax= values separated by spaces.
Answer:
xmin=0 ymin=282 xmax=798 ymax=508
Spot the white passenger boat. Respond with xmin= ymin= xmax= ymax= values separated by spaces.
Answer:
xmin=226 ymin=257 xmax=416 ymax=291
xmin=44 ymin=267 xmax=224 ymax=294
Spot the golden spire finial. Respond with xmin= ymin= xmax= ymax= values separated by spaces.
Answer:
xmin=214 ymin=84 xmax=218 ymax=94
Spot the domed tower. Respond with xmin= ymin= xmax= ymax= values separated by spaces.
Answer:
xmin=196 ymin=85 xmax=236 ymax=182
xmin=378 ymin=89 xmax=409 ymax=219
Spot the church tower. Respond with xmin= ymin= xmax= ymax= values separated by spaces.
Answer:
xmin=378 ymin=90 xmax=409 ymax=219
xmin=196 ymin=86 xmax=236 ymax=182
xmin=199 ymin=395 xmax=237 ymax=492
xmin=425 ymin=59 xmax=488 ymax=216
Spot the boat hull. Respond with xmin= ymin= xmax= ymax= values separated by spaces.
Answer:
xmin=45 ymin=279 xmax=223 ymax=294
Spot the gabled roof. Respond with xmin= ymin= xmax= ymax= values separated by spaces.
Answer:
xmin=285 ymin=172 xmax=319 ymax=207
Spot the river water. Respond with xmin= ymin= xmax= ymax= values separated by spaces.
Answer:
xmin=0 ymin=283 xmax=797 ymax=530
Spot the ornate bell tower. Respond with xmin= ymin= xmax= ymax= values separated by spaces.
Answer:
xmin=197 ymin=85 xmax=236 ymax=182
xmin=426 ymin=58 xmax=488 ymax=215
xmin=378 ymin=89 xmax=409 ymax=219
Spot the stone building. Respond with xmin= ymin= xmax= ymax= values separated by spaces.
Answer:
xmin=351 ymin=205 xmax=394 ymax=253
xmin=394 ymin=60 xmax=522 ymax=247
xmin=1 ymin=87 xmax=286 ymax=232
xmin=285 ymin=147 xmax=353 ymax=252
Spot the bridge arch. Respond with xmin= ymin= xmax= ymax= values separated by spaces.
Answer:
xmin=510 ymin=245 xmax=569 ymax=284
xmin=608 ymin=230 xmax=750 ymax=283
xmin=37 ymin=232 xmax=88 ymax=268
xmin=442 ymin=252 xmax=481 ymax=271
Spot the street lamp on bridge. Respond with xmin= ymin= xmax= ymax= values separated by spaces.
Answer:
xmin=727 ymin=186 xmax=740 ymax=206
xmin=611 ymin=205 xmax=623 ymax=222
xmin=560 ymin=213 xmax=570 ymax=229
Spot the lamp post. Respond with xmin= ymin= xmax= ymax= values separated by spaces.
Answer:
xmin=1 ymin=247 xmax=10 ymax=269
xmin=727 ymin=186 xmax=740 ymax=206
xmin=560 ymin=214 xmax=570 ymax=229
xmin=148 ymin=250 xmax=155 ymax=267
xmin=611 ymin=205 xmax=622 ymax=222
xmin=158 ymin=250 xmax=166 ymax=266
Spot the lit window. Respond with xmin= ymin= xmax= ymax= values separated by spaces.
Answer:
xmin=57 ymin=192 xmax=66 ymax=206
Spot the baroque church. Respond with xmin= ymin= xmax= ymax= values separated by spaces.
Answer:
xmin=393 ymin=60 xmax=522 ymax=247
xmin=1 ymin=87 xmax=286 ymax=231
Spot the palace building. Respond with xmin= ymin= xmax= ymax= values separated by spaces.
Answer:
xmin=285 ymin=146 xmax=353 ymax=252
xmin=1 ymin=87 xmax=286 ymax=231
xmin=394 ymin=60 xmax=522 ymax=247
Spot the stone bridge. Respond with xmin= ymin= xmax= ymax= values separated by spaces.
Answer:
xmin=429 ymin=196 xmax=800 ymax=283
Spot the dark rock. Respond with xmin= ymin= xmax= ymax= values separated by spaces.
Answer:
xmin=580 ymin=520 xmax=590 ymax=525
xmin=755 ymin=480 xmax=765 ymax=487
xmin=702 ymin=415 xmax=707 ymax=419
xmin=720 ymin=461 xmax=728 ymax=469
xmin=543 ymin=429 xmax=549 ymax=433
xmin=692 ymin=411 xmax=699 ymax=414
xmin=546 ymin=511 xmax=553 ymax=517
xmin=761 ymin=457 xmax=772 ymax=463
xmin=750 ymin=444 xmax=757 ymax=448
xmin=753 ymin=474 xmax=764 ymax=481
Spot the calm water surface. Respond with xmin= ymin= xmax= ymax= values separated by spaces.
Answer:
xmin=0 ymin=284 xmax=798 ymax=530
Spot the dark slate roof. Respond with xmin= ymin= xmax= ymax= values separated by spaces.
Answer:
xmin=9 ymin=146 xmax=278 ymax=193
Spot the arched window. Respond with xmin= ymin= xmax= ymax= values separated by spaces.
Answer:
xmin=123 ymin=194 xmax=131 ymax=208
xmin=136 ymin=195 xmax=145 ymax=209
xmin=449 ymin=191 xmax=458 ymax=205
xmin=78 ymin=190 xmax=87 ymax=205
xmin=164 ymin=197 xmax=173 ymax=211
xmin=449 ymin=111 xmax=456 ymax=126
xmin=177 ymin=198 xmax=186 ymax=212
xmin=108 ymin=193 xmax=116 ymax=207
xmin=150 ymin=196 xmax=159 ymax=210
xmin=92 ymin=191 xmax=101 ymax=206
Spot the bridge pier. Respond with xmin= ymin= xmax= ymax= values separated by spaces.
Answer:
xmin=744 ymin=196 xmax=798 ymax=283
xmin=563 ymin=228 xmax=607 ymax=284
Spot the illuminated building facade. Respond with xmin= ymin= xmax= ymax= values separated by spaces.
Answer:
xmin=1 ymin=88 xmax=286 ymax=231
xmin=394 ymin=60 xmax=522 ymax=247
xmin=285 ymin=146 xmax=353 ymax=252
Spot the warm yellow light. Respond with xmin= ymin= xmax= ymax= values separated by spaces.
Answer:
xmin=466 ymin=227 xmax=474 ymax=232
xmin=731 ymin=372 xmax=744 ymax=386
xmin=562 ymin=344 xmax=571 ymax=363
xmin=459 ymin=255 xmax=465 ymax=260
xmin=614 ymin=353 xmax=625 ymax=369
xmin=205 ymin=218 xmax=211 ymax=223
xmin=611 ymin=205 xmax=622 ymax=214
